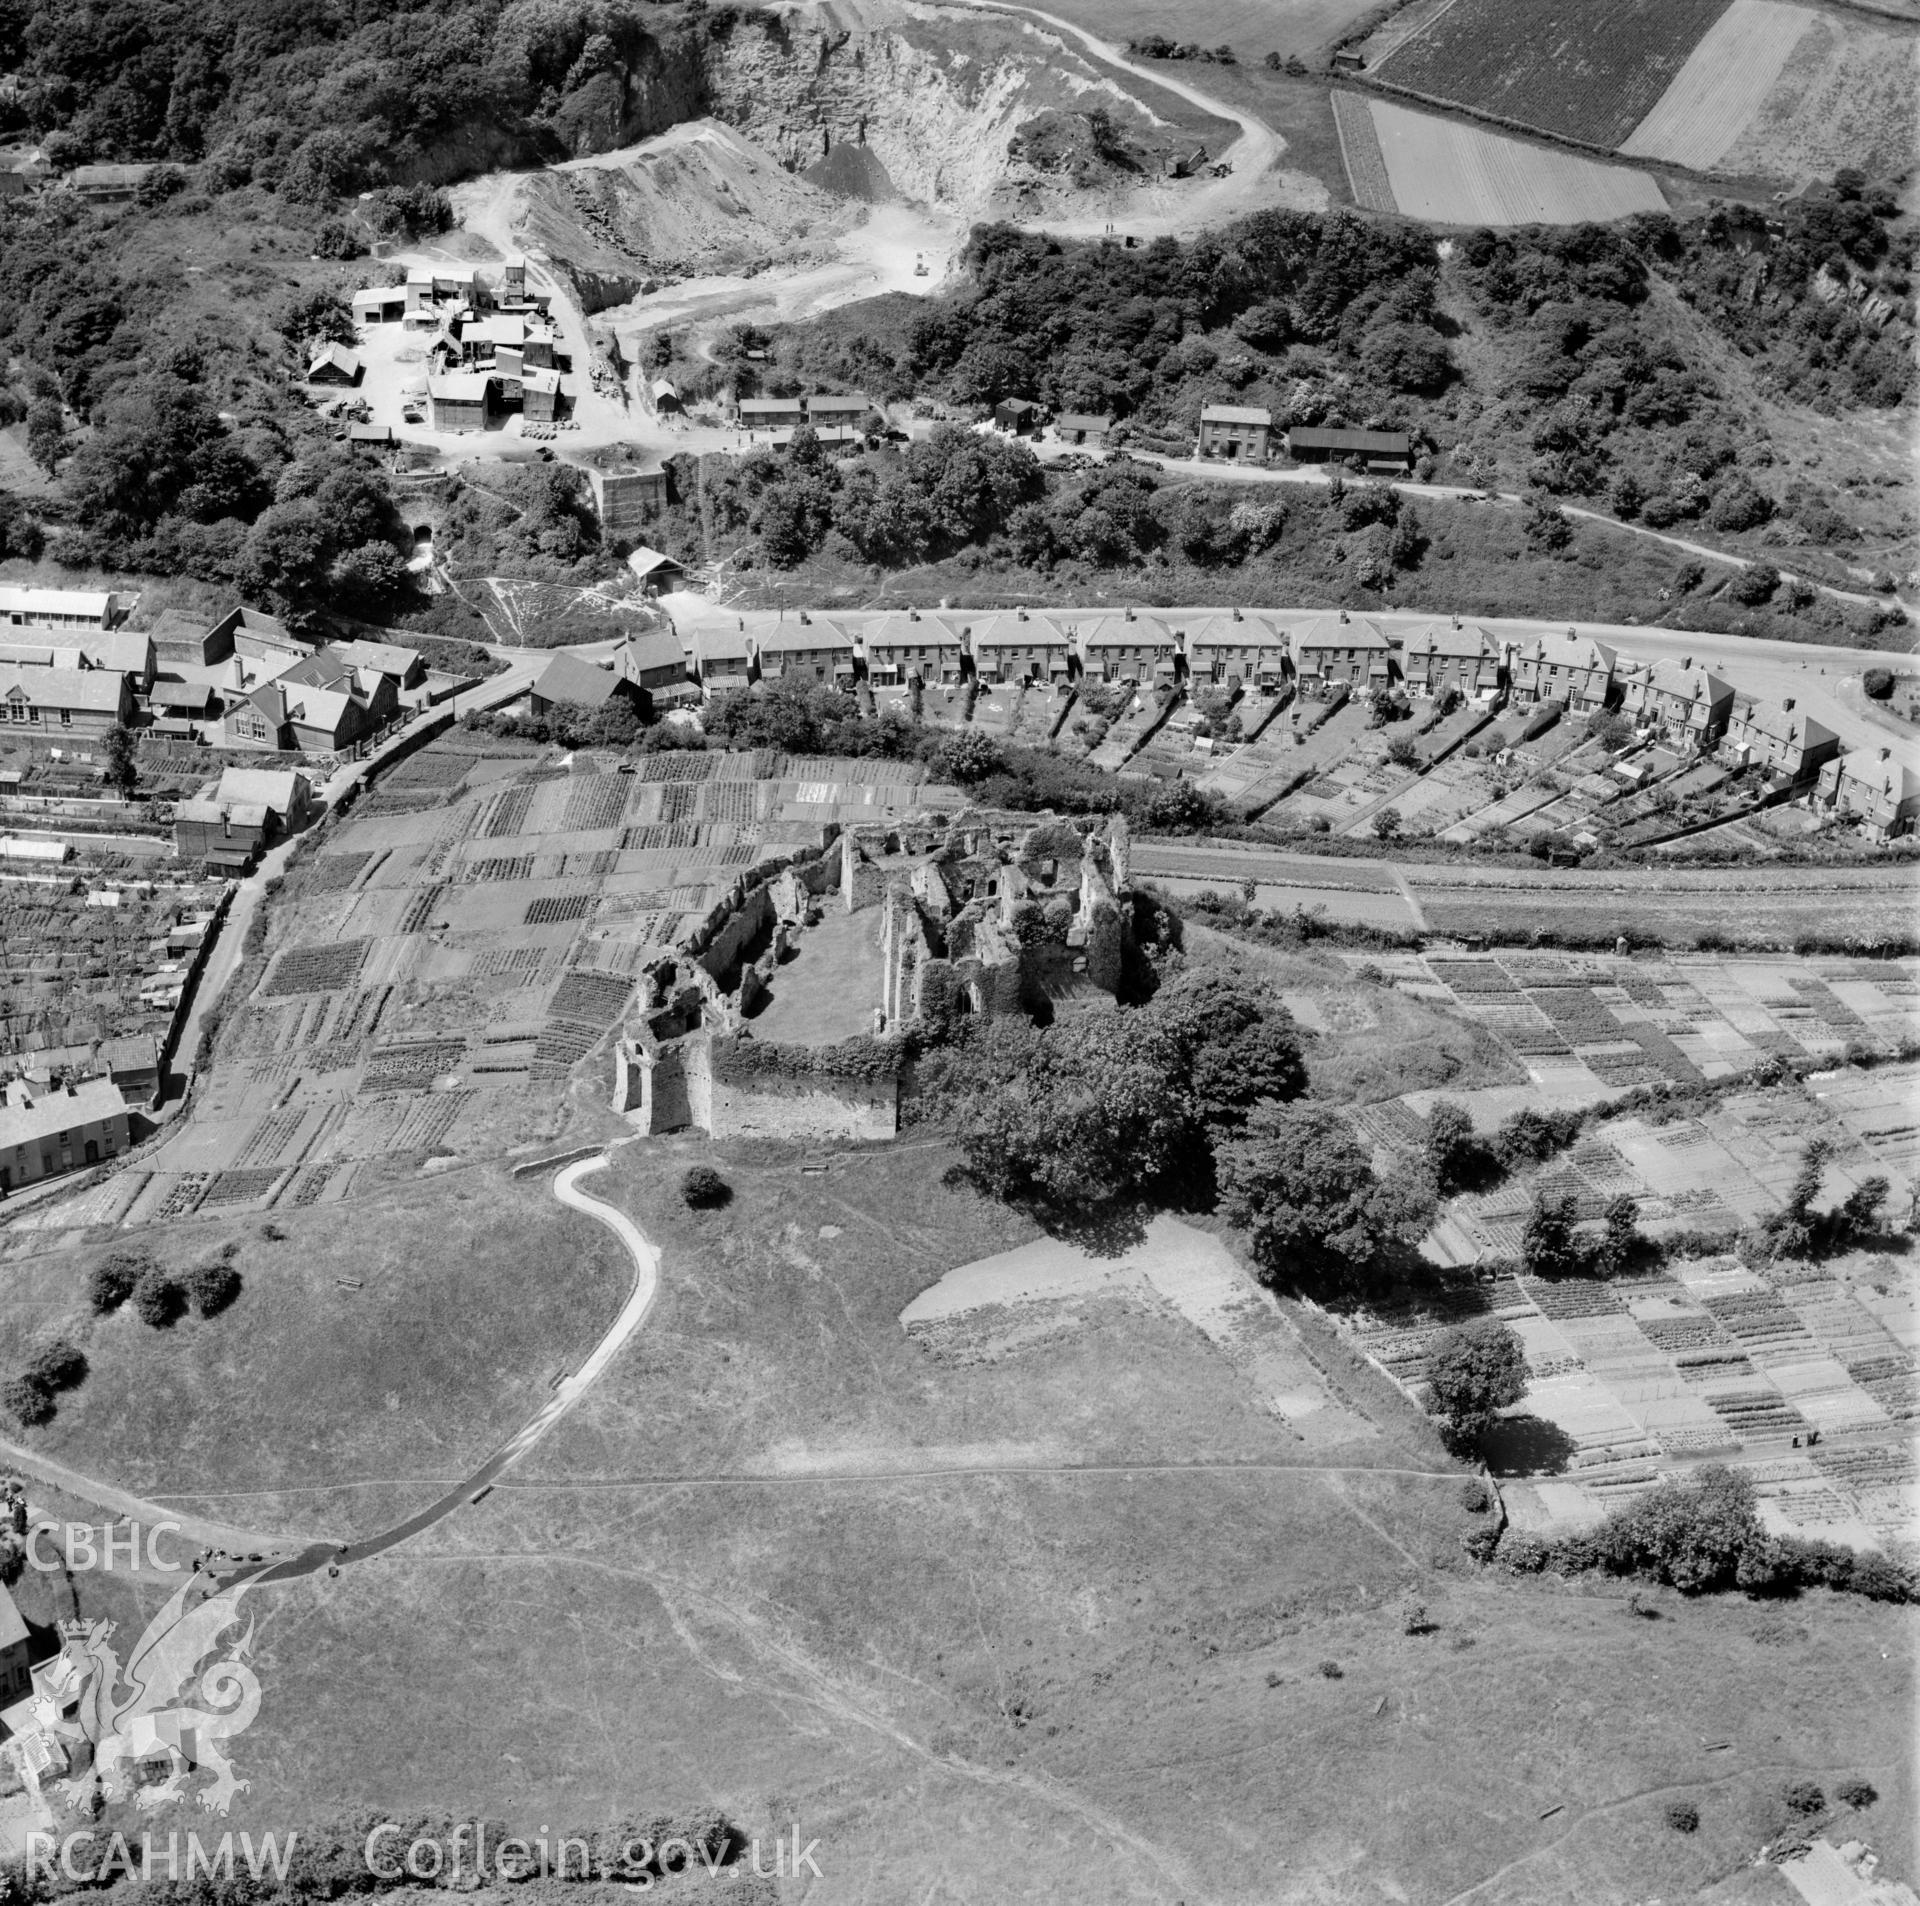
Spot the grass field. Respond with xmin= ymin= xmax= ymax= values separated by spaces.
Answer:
xmin=1366 ymin=97 xmax=1668 ymax=224
xmin=0 ymin=1170 xmax=625 ymax=1520
xmin=1619 ymin=0 xmax=1812 ymax=171
xmin=1372 ymin=0 xmax=1732 ymax=148
xmin=116 ymin=1139 xmax=1915 ymax=1903
xmin=1718 ymin=9 xmax=1920 ymax=183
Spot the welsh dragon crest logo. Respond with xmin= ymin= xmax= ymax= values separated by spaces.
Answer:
xmin=49 ymin=1569 xmax=264 ymax=1815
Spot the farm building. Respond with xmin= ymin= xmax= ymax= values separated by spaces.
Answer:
xmin=306 ymin=343 xmax=363 ymax=387
xmin=1400 ymin=621 xmax=1500 ymax=700
xmin=1286 ymin=426 xmax=1412 ymax=472
xmin=428 ymin=372 xmax=493 ymax=433
xmin=528 ymin=651 xmax=642 ymax=719
xmin=625 ymin=547 xmax=686 ymax=592
xmin=1504 ymin=630 xmax=1617 ymax=715
xmin=751 ymin=616 xmax=855 ymax=686
xmin=860 ymin=610 xmax=967 ymax=688
xmin=174 ymin=766 xmax=315 ymax=869
xmin=352 ymin=286 xmax=408 ymax=324
xmin=599 ymin=469 xmax=670 ymax=535
xmin=1054 ymin=413 xmax=1113 ymax=446
xmin=1077 ymin=610 xmax=1178 ymax=686
xmin=1815 ymin=748 xmax=1920 ymax=840
xmin=66 ymin=163 xmax=154 ymax=203
xmin=739 ymin=397 xmax=805 ymax=430
xmin=1616 ymin=657 xmax=1734 ymax=751
xmin=0 ymin=665 xmax=132 ymax=740
xmin=691 ymin=624 xmax=753 ymax=697
xmin=1183 ymin=611 xmax=1290 ymax=692
xmin=651 ymin=379 xmax=681 ymax=414
xmin=348 ymin=424 xmax=394 ymax=451
xmin=611 ymin=630 xmax=696 ymax=710
xmin=1197 ymin=405 xmax=1273 ymax=462
xmin=0 ymin=587 xmax=125 ymax=634
xmin=993 ymin=397 xmax=1045 ymax=434
xmin=806 ymin=393 xmax=868 ymax=427
xmin=1720 ymin=695 xmax=1841 ymax=787
xmin=968 ymin=610 xmax=1075 ymax=686
xmin=0 ymin=1074 xmax=130 ymax=1191
xmin=522 ymin=368 xmax=565 ymax=423
xmin=1292 ymin=615 xmax=1393 ymax=697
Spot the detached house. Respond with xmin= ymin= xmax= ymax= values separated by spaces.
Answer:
xmin=1504 ymin=629 xmax=1617 ymax=714
xmin=1182 ymin=610 xmax=1289 ymax=693
xmin=739 ymin=397 xmax=805 ymax=431
xmin=1720 ymin=694 xmax=1841 ymax=787
xmin=1816 ymin=747 xmax=1920 ymax=840
xmin=174 ymin=767 xmax=314 ymax=870
xmin=1400 ymin=620 xmax=1500 ymax=701
xmin=1616 ymin=657 xmax=1734 ymax=751
xmin=1292 ymin=614 xmax=1393 ymax=698
xmin=1197 ymin=404 xmax=1272 ymax=462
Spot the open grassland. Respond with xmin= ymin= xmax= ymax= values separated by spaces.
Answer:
xmin=1619 ymin=0 xmax=1812 ymax=171
xmin=133 ymin=1140 xmax=1916 ymax=1903
xmin=0 ymin=1171 xmax=624 ymax=1515
xmin=1367 ymin=97 xmax=1667 ymax=224
xmin=1719 ymin=9 xmax=1920 ymax=183
xmin=1372 ymin=0 xmax=1732 ymax=148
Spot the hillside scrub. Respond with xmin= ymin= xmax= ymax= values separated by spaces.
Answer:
xmin=774 ymin=198 xmax=1913 ymax=582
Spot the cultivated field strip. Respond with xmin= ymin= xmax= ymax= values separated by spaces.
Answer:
xmin=1368 ymin=99 xmax=1667 ymax=225
xmin=1620 ymin=0 xmax=1811 ymax=169
xmin=1371 ymin=0 xmax=1732 ymax=147
xmin=1331 ymin=90 xmax=1396 ymax=212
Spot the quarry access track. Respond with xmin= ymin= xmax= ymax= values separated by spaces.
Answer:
xmin=947 ymin=0 xmax=1287 ymax=237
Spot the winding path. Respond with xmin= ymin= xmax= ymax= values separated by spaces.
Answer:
xmin=238 ymin=1153 xmax=659 ymax=1586
xmin=2 ymin=1156 xmax=660 ymax=1589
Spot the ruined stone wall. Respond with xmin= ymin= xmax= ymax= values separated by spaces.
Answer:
xmin=698 ymin=882 xmax=774 ymax=986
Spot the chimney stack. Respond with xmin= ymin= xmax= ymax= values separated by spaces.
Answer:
xmin=1231 ymin=607 xmax=1243 ymax=622
xmin=1881 ymin=746 xmax=1891 ymax=761
xmin=1783 ymin=697 xmax=1795 ymax=712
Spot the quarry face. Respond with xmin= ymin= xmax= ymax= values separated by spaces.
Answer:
xmin=474 ymin=0 xmax=1238 ymax=311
